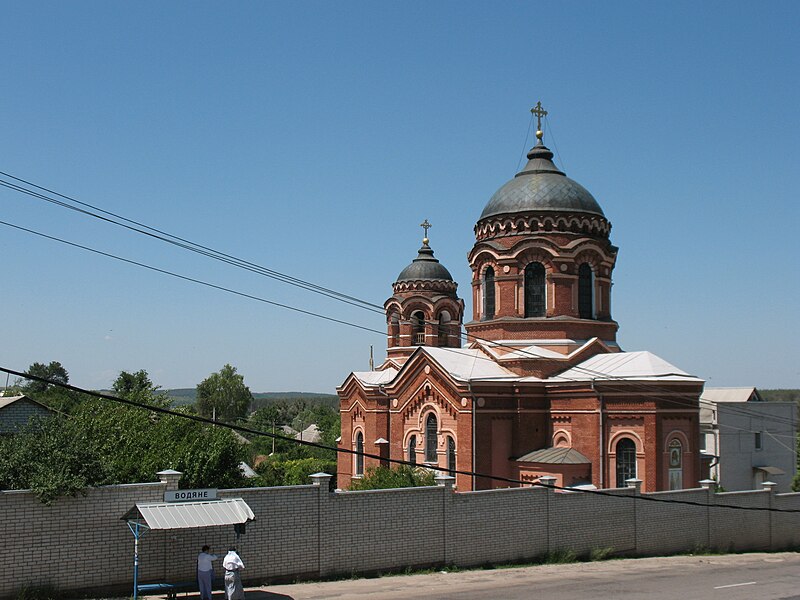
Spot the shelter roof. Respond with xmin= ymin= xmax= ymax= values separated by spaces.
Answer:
xmin=122 ymin=498 xmax=254 ymax=530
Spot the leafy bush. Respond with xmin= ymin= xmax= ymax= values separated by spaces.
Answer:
xmin=349 ymin=465 xmax=436 ymax=490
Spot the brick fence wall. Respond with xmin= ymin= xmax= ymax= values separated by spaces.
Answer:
xmin=2 ymin=474 xmax=799 ymax=599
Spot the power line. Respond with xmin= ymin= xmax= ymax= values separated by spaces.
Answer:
xmin=0 ymin=173 xmax=385 ymax=314
xmin=4 ymin=214 xmax=793 ymax=440
xmin=3 ymin=174 xmax=793 ymax=433
xmin=2 ymin=366 xmax=797 ymax=513
xmin=0 ymin=219 xmax=384 ymax=336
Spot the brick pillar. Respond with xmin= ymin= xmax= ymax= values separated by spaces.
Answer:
xmin=310 ymin=473 xmax=333 ymax=577
xmin=698 ymin=479 xmax=715 ymax=550
xmin=626 ymin=478 xmax=643 ymax=494
xmin=156 ymin=469 xmax=182 ymax=491
xmin=537 ymin=475 xmax=556 ymax=489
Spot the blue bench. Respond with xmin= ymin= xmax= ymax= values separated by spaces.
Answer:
xmin=137 ymin=581 xmax=195 ymax=599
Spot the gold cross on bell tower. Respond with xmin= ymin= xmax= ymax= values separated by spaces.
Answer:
xmin=420 ymin=219 xmax=432 ymax=244
xmin=531 ymin=101 xmax=548 ymax=140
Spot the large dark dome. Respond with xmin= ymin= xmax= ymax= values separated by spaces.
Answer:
xmin=479 ymin=142 xmax=604 ymax=221
xmin=395 ymin=243 xmax=454 ymax=283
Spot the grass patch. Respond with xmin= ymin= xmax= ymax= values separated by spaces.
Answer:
xmin=590 ymin=546 xmax=615 ymax=561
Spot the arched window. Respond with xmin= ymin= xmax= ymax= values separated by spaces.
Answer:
xmin=447 ymin=436 xmax=456 ymax=473
xmin=483 ymin=267 xmax=495 ymax=320
xmin=425 ymin=413 xmax=438 ymax=463
xmin=615 ymin=438 xmax=637 ymax=487
xmin=355 ymin=432 xmax=364 ymax=476
xmin=668 ymin=439 xmax=683 ymax=490
xmin=578 ymin=263 xmax=594 ymax=319
xmin=524 ymin=262 xmax=546 ymax=317
xmin=411 ymin=311 xmax=425 ymax=345
xmin=438 ymin=311 xmax=451 ymax=347
xmin=408 ymin=435 xmax=417 ymax=465
xmin=389 ymin=312 xmax=400 ymax=347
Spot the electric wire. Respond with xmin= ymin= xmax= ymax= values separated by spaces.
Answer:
xmin=0 ymin=220 xmax=384 ymax=336
xmin=2 ymin=214 xmax=793 ymax=439
xmin=3 ymin=173 xmax=795 ymax=434
xmin=0 ymin=173 xmax=385 ymax=314
xmin=2 ymin=366 xmax=798 ymax=513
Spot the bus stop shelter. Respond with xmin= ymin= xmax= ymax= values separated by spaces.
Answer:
xmin=122 ymin=498 xmax=255 ymax=599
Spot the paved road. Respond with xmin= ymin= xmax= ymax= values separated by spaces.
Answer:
xmin=247 ymin=552 xmax=800 ymax=600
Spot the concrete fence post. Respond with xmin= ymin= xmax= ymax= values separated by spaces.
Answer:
xmin=435 ymin=474 xmax=455 ymax=566
xmin=537 ymin=475 xmax=556 ymax=489
xmin=435 ymin=474 xmax=455 ymax=488
xmin=536 ymin=476 xmax=556 ymax=554
xmin=309 ymin=472 xmax=332 ymax=488
xmin=762 ymin=481 xmax=776 ymax=550
xmin=699 ymin=479 xmax=716 ymax=550
xmin=309 ymin=473 xmax=332 ymax=577
xmin=156 ymin=469 xmax=182 ymax=491
xmin=625 ymin=478 xmax=643 ymax=495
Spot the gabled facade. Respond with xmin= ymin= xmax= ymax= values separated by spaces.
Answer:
xmin=337 ymin=108 xmax=703 ymax=492
xmin=0 ymin=394 xmax=56 ymax=434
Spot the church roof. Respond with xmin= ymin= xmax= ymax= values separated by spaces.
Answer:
xmin=548 ymin=351 xmax=702 ymax=383
xmin=351 ymin=368 xmax=398 ymax=387
xmin=479 ymin=141 xmax=605 ymax=221
xmin=420 ymin=346 xmax=518 ymax=382
xmin=395 ymin=242 xmax=454 ymax=283
xmin=346 ymin=349 xmax=700 ymax=391
xmin=515 ymin=447 xmax=591 ymax=465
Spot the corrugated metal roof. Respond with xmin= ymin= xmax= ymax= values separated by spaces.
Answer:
xmin=515 ymin=447 xmax=591 ymax=464
xmin=126 ymin=498 xmax=254 ymax=529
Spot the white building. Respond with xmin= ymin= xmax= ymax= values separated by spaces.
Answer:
xmin=701 ymin=387 xmax=797 ymax=492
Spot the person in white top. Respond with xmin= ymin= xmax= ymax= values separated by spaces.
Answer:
xmin=222 ymin=547 xmax=245 ymax=599
xmin=197 ymin=545 xmax=218 ymax=600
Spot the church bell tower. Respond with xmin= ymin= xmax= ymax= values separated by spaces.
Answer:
xmin=466 ymin=103 xmax=619 ymax=347
xmin=385 ymin=220 xmax=464 ymax=362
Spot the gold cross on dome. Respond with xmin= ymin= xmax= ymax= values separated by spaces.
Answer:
xmin=531 ymin=101 xmax=548 ymax=133
xmin=420 ymin=219 xmax=432 ymax=242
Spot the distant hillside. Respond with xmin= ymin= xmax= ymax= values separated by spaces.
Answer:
xmin=164 ymin=388 xmax=338 ymax=408
xmin=760 ymin=389 xmax=800 ymax=404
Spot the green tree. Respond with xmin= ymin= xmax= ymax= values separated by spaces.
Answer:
xmin=196 ymin=364 xmax=253 ymax=422
xmin=21 ymin=361 xmax=69 ymax=395
xmin=0 ymin=414 xmax=110 ymax=503
xmin=19 ymin=361 xmax=82 ymax=413
xmin=794 ymin=432 xmax=800 ymax=492
xmin=349 ymin=465 xmax=436 ymax=490
xmin=113 ymin=370 xmax=161 ymax=399
xmin=0 ymin=369 xmax=249 ymax=502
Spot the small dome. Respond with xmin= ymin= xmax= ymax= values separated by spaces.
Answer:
xmin=479 ymin=142 xmax=604 ymax=221
xmin=396 ymin=243 xmax=454 ymax=283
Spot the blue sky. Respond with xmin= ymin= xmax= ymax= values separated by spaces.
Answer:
xmin=1 ymin=1 xmax=798 ymax=393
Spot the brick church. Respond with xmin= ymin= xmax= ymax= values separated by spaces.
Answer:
xmin=337 ymin=105 xmax=702 ymax=492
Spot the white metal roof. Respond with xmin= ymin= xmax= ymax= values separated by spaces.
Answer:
xmin=421 ymin=347 xmax=518 ymax=382
xmin=352 ymin=368 xmax=398 ymax=386
xmin=548 ymin=351 xmax=702 ymax=383
xmin=702 ymin=387 xmax=757 ymax=403
xmin=125 ymin=498 xmax=254 ymax=530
